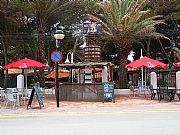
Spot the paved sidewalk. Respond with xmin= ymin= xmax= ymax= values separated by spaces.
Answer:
xmin=1 ymin=95 xmax=180 ymax=115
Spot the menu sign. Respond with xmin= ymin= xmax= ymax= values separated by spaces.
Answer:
xmin=27 ymin=85 xmax=44 ymax=109
xmin=102 ymin=82 xmax=114 ymax=100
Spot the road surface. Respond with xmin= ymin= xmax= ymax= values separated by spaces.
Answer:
xmin=1 ymin=111 xmax=180 ymax=135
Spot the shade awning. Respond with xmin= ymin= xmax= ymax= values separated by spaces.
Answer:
xmin=45 ymin=72 xmax=69 ymax=79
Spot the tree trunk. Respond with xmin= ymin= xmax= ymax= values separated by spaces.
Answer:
xmin=118 ymin=54 xmax=128 ymax=88
xmin=37 ymin=28 xmax=46 ymax=87
xmin=117 ymin=41 xmax=132 ymax=88
xmin=37 ymin=32 xmax=45 ymax=63
xmin=0 ymin=33 xmax=8 ymax=88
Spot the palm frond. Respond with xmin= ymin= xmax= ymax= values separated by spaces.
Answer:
xmin=87 ymin=0 xmax=167 ymax=46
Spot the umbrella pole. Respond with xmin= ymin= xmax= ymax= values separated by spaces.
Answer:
xmin=141 ymin=67 xmax=144 ymax=88
xmin=140 ymin=48 xmax=144 ymax=88
xmin=26 ymin=71 xmax=28 ymax=90
xmin=145 ymin=68 xmax=146 ymax=89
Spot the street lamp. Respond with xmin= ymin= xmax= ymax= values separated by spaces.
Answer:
xmin=54 ymin=30 xmax=65 ymax=107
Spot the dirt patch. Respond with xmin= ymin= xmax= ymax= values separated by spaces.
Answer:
xmin=1 ymin=95 xmax=180 ymax=113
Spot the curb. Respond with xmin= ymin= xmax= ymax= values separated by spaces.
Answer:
xmin=1 ymin=108 xmax=180 ymax=118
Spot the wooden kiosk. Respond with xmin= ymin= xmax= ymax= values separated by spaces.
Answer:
xmin=59 ymin=62 xmax=114 ymax=102
xmin=58 ymin=21 xmax=114 ymax=102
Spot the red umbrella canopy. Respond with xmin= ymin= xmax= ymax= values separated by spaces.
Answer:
xmin=125 ymin=56 xmax=167 ymax=68
xmin=173 ymin=62 xmax=180 ymax=67
xmin=2 ymin=58 xmax=48 ymax=69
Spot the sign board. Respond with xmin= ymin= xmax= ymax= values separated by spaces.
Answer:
xmin=27 ymin=85 xmax=44 ymax=109
xmin=83 ymin=21 xmax=102 ymax=34
xmin=102 ymin=82 xmax=115 ymax=102
xmin=51 ymin=50 xmax=63 ymax=62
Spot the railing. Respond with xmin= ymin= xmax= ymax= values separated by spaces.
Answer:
xmin=59 ymin=83 xmax=103 ymax=102
xmin=160 ymin=70 xmax=176 ymax=87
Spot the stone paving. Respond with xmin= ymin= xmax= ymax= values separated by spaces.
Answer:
xmin=1 ymin=95 xmax=180 ymax=115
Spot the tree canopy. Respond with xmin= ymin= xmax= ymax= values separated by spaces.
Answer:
xmin=0 ymin=0 xmax=179 ymax=88
xmin=87 ymin=0 xmax=166 ymax=88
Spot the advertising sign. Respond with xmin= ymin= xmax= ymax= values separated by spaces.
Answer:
xmin=102 ymin=82 xmax=115 ymax=102
xmin=83 ymin=21 xmax=102 ymax=34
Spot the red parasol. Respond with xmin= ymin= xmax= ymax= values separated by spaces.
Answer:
xmin=2 ymin=58 xmax=48 ymax=69
xmin=125 ymin=56 xmax=167 ymax=88
xmin=2 ymin=58 xmax=48 ymax=90
xmin=173 ymin=62 xmax=180 ymax=67
xmin=125 ymin=56 xmax=167 ymax=69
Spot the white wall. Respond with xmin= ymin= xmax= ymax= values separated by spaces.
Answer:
xmin=150 ymin=72 xmax=157 ymax=89
xmin=176 ymin=71 xmax=180 ymax=89
xmin=102 ymin=66 xmax=108 ymax=83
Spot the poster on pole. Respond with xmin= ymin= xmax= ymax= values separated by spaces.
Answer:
xmin=83 ymin=21 xmax=102 ymax=34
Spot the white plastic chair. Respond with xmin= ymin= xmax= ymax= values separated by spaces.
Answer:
xmin=0 ymin=90 xmax=6 ymax=107
xmin=129 ymin=86 xmax=138 ymax=97
xmin=5 ymin=93 xmax=18 ymax=109
xmin=20 ymin=89 xmax=29 ymax=105
xmin=149 ymin=85 xmax=157 ymax=100
xmin=27 ymin=89 xmax=32 ymax=98
xmin=44 ymin=88 xmax=54 ymax=97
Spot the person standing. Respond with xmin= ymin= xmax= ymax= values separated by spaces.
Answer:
xmin=138 ymin=77 xmax=142 ymax=96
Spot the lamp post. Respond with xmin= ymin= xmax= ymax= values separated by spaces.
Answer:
xmin=54 ymin=30 xmax=65 ymax=107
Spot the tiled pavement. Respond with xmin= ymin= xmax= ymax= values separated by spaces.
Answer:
xmin=1 ymin=95 xmax=180 ymax=115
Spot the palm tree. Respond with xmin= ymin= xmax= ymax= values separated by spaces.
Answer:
xmin=172 ymin=45 xmax=180 ymax=61
xmin=87 ymin=0 xmax=165 ymax=88
xmin=32 ymin=0 xmax=94 ymax=63
xmin=32 ymin=0 xmax=63 ymax=62
xmin=30 ymin=0 xmax=94 ymax=86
